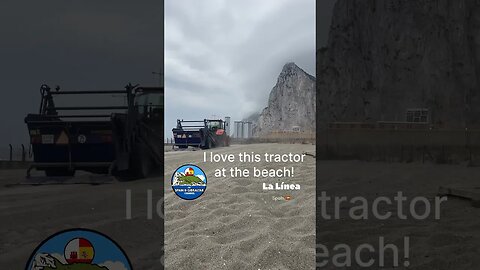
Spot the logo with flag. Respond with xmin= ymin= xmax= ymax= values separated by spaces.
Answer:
xmin=171 ymin=164 xmax=207 ymax=200
xmin=64 ymin=238 xmax=95 ymax=264
xmin=26 ymin=228 xmax=132 ymax=270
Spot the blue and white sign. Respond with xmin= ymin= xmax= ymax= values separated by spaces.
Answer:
xmin=26 ymin=228 xmax=132 ymax=270
xmin=171 ymin=164 xmax=207 ymax=200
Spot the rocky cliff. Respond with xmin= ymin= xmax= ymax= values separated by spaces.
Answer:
xmin=318 ymin=0 xmax=480 ymax=128
xmin=253 ymin=62 xmax=316 ymax=136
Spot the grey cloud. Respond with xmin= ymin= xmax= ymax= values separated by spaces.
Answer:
xmin=165 ymin=0 xmax=317 ymax=138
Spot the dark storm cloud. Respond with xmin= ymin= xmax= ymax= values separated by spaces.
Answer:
xmin=0 ymin=0 xmax=162 ymax=153
xmin=165 ymin=0 xmax=316 ymax=137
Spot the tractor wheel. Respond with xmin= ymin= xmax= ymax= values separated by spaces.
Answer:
xmin=131 ymin=143 xmax=153 ymax=179
xmin=225 ymin=136 xmax=230 ymax=146
xmin=221 ymin=135 xmax=229 ymax=147
xmin=114 ymin=169 xmax=135 ymax=182
xmin=201 ymin=137 xmax=211 ymax=149
xmin=45 ymin=168 xmax=75 ymax=177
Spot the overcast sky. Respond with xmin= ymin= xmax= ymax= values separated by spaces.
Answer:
xmin=0 ymin=0 xmax=336 ymax=156
xmin=0 ymin=0 xmax=162 ymax=157
xmin=165 ymin=0 xmax=321 ymax=138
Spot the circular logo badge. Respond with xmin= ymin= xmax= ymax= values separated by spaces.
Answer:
xmin=26 ymin=228 xmax=132 ymax=270
xmin=171 ymin=164 xmax=207 ymax=200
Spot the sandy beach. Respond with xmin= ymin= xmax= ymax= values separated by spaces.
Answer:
xmin=0 ymin=170 xmax=164 ymax=269
xmin=164 ymin=143 xmax=317 ymax=270
xmin=3 ymin=146 xmax=480 ymax=269
xmin=316 ymin=160 xmax=480 ymax=270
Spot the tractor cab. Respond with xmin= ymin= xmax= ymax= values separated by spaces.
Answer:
xmin=134 ymin=87 xmax=163 ymax=121
xmin=206 ymin=119 xmax=224 ymax=130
